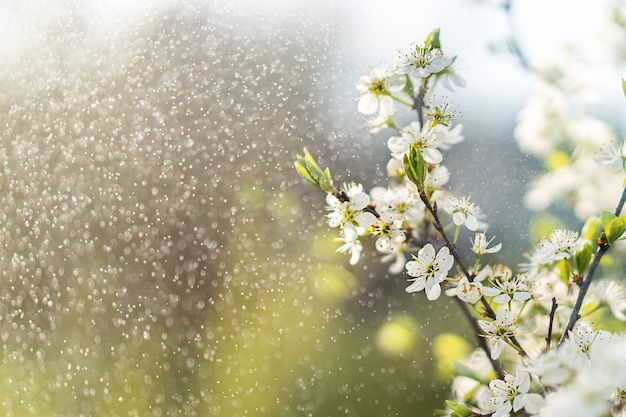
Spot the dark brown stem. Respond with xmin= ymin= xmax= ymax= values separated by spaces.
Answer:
xmin=419 ymin=193 xmax=496 ymax=318
xmin=546 ymin=297 xmax=558 ymax=351
xmin=454 ymin=296 xmax=506 ymax=380
xmin=559 ymin=184 xmax=626 ymax=345
xmin=419 ymin=191 xmax=531 ymax=360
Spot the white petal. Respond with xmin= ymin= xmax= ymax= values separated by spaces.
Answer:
xmin=406 ymin=278 xmax=425 ymax=293
xmin=452 ymin=212 xmax=465 ymax=226
xmin=493 ymin=293 xmax=512 ymax=304
xmin=522 ymin=393 xmax=544 ymax=413
xmin=355 ymin=211 xmax=377 ymax=228
xmin=482 ymin=287 xmax=501 ymax=297
xmin=422 ymin=147 xmax=443 ymax=164
xmin=465 ymin=215 xmax=479 ymax=231
xmin=386 ymin=73 xmax=406 ymax=91
xmin=489 ymin=338 xmax=504 ymax=360
xmin=425 ymin=279 xmax=442 ymax=300
xmin=348 ymin=244 xmax=362 ymax=265
xmin=358 ymin=94 xmax=378 ymax=115
xmin=351 ymin=192 xmax=370 ymax=210
xmin=513 ymin=291 xmax=532 ymax=301
xmin=419 ymin=244 xmax=436 ymax=263
xmin=486 ymin=243 xmax=502 ymax=253
xmin=513 ymin=393 xmax=525 ymax=412
xmin=378 ymin=95 xmax=395 ymax=115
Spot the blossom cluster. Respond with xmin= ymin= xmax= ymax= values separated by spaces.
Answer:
xmin=296 ymin=29 xmax=626 ymax=417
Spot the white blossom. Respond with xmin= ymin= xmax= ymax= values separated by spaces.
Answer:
xmin=356 ymin=65 xmax=406 ymax=116
xmin=471 ymin=233 xmax=502 ymax=256
xmin=394 ymin=44 xmax=453 ymax=78
xmin=535 ymin=229 xmax=580 ymax=264
xmin=405 ymin=244 xmax=454 ymax=300
xmin=478 ymin=308 xmax=516 ymax=360
xmin=455 ymin=276 xmax=484 ymax=304
xmin=489 ymin=369 xmax=542 ymax=417
xmin=388 ymin=121 xmax=445 ymax=163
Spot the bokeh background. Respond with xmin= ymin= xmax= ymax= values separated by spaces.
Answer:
xmin=0 ymin=0 xmax=624 ymax=415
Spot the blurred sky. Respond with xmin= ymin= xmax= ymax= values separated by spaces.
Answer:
xmin=1 ymin=0 xmax=623 ymax=122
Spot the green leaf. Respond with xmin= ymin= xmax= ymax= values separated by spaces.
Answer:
xmin=622 ymin=78 xmax=626 ymax=99
xmin=608 ymin=215 xmax=626 ymax=243
xmin=574 ymin=242 xmax=593 ymax=274
xmin=601 ymin=210 xmax=616 ymax=229
xmin=444 ymin=400 xmax=473 ymax=417
xmin=319 ymin=168 xmax=334 ymax=193
xmin=424 ymin=28 xmax=441 ymax=50
xmin=599 ymin=210 xmax=626 ymax=244
xmin=557 ymin=258 xmax=572 ymax=284
xmin=402 ymin=74 xmax=414 ymax=97
xmin=294 ymin=148 xmax=334 ymax=192
xmin=581 ymin=216 xmax=602 ymax=248
xmin=403 ymin=144 xmax=426 ymax=191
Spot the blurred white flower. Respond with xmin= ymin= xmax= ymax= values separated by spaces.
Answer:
xmin=589 ymin=280 xmax=626 ymax=321
xmin=595 ymin=139 xmax=626 ymax=173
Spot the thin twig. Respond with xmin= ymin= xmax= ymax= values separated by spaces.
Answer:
xmin=546 ymin=297 xmax=558 ymax=351
xmin=419 ymin=193 xmax=496 ymax=318
xmin=559 ymin=184 xmax=626 ymax=345
xmin=454 ymin=296 xmax=506 ymax=380
xmin=501 ymin=0 xmax=530 ymax=70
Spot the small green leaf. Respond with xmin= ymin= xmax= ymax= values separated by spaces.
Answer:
xmin=601 ymin=210 xmax=617 ymax=229
xmin=319 ymin=168 xmax=334 ymax=193
xmin=557 ymin=259 xmax=572 ymax=283
xmin=402 ymin=74 xmax=414 ymax=97
xmin=424 ymin=28 xmax=441 ymax=50
xmin=607 ymin=215 xmax=626 ymax=243
xmin=294 ymin=148 xmax=334 ymax=192
xmin=622 ymin=78 xmax=626 ymax=99
xmin=444 ymin=400 xmax=473 ymax=417
xmin=403 ymin=144 xmax=426 ymax=191
xmin=574 ymin=242 xmax=593 ymax=274
xmin=581 ymin=216 xmax=602 ymax=248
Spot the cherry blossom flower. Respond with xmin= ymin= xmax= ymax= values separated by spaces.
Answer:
xmin=388 ymin=121 xmax=445 ymax=163
xmin=437 ymin=64 xmax=467 ymax=91
xmin=356 ymin=65 xmax=406 ymax=116
xmin=325 ymin=183 xmax=377 ymax=229
xmin=535 ymin=229 xmax=581 ymax=264
xmin=589 ymin=280 xmax=626 ymax=320
xmin=394 ymin=44 xmax=453 ymax=78
xmin=446 ymin=195 xmax=481 ymax=231
xmin=478 ymin=308 xmax=517 ymax=360
xmin=435 ymin=123 xmax=465 ymax=150
xmin=424 ymin=165 xmax=450 ymax=194
xmin=482 ymin=272 xmax=532 ymax=304
xmin=371 ymin=210 xmax=406 ymax=252
xmin=336 ymin=223 xmax=363 ymax=265
xmin=471 ymin=232 xmax=502 ymax=256
xmin=405 ymin=243 xmax=454 ymax=300
xmin=455 ymin=276 xmax=484 ymax=304
xmin=595 ymin=139 xmax=626 ymax=172
xmin=489 ymin=369 xmax=543 ymax=417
